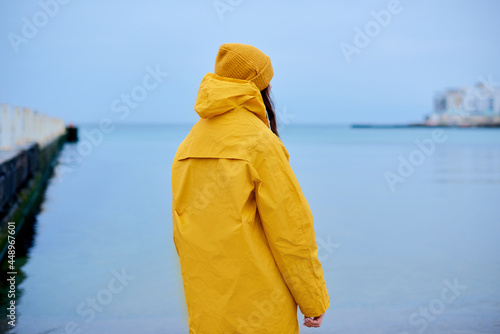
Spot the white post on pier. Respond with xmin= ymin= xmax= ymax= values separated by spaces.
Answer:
xmin=1 ymin=104 xmax=13 ymax=150
xmin=14 ymin=106 xmax=24 ymax=146
xmin=40 ymin=113 xmax=46 ymax=144
xmin=23 ymin=108 xmax=33 ymax=143
xmin=33 ymin=111 xmax=40 ymax=144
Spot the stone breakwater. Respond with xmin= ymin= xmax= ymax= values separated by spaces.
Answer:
xmin=0 ymin=103 xmax=67 ymax=263
xmin=0 ymin=135 xmax=66 ymax=262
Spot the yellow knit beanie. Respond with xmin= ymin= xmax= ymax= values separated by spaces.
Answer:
xmin=214 ymin=43 xmax=273 ymax=91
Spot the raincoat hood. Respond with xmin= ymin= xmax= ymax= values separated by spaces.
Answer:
xmin=194 ymin=73 xmax=269 ymax=126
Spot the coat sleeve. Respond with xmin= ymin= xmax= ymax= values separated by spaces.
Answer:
xmin=253 ymin=138 xmax=330 ymax=318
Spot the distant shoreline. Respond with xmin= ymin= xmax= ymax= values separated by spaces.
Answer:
xmin=351 ymin=123 xmax=500 ymax=129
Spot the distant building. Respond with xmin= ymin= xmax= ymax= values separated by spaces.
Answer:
xmin=426 ymin=81 xmax=500 ymax=126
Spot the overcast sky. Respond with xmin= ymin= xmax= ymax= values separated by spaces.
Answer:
xmin=1 ymin=0 xmax=499 ymax=125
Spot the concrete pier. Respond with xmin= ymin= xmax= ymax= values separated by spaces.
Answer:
xmin=0 ymin=104 xmax=67 ymax=262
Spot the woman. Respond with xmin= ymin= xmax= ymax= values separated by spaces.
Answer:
xmin=172 ymin=43 xmax=330 ymax=333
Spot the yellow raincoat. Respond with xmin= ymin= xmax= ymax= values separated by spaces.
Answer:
xmin=172 ymin=73 xmax=330 ymax=333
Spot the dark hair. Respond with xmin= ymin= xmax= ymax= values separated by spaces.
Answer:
xmin=261 ymin=86 xmax=279 ymax=137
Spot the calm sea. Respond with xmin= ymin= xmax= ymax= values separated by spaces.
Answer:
xmin=2 ymin=124 xmax=499 ymax=334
